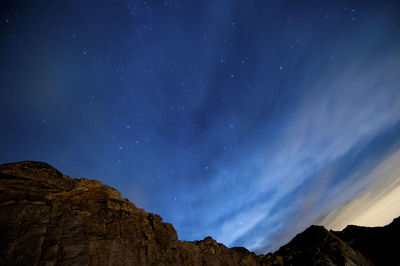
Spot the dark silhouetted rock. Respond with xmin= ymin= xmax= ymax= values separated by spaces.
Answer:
xmin=259 ymin=225 xmax=372 ymax=266
xmin=0 ymin=161 xmax=398 ymax=265
xmin=0 ymin=161 xmax=258 ymax=266
xmin=333 ymin=217 xmax=400 ymax=266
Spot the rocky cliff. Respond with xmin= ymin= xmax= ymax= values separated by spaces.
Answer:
xmin=0 ymin=161 xmax=258 ymax=266
xmin=0 ymin=161 xmax=398 ymax=265
xmin=261 ymin=225 xmax=372 ymax=266
xmin=333 ymin=217 xmax=400 ymax=266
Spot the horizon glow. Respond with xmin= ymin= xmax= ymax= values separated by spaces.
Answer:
xmin=1 ymin=0 xmax=400 ymax=252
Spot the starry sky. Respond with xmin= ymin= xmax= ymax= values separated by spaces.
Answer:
xmin=1 ymin=0 xmax=400 ymax=252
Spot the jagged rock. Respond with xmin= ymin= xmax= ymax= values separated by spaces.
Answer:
xmin=0 ymin=161 xmax=258 ymax=266
xmin=333 ymin=217 xmax=400 ymax=266
xmin=1 ymin=161 xmax=398 ymax=265
xmin=259 ymin=225 xmax=373 ymax=266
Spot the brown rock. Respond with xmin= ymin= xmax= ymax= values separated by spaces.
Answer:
xmin=333 ymin=217 xmax=400 ymax=266
xmin=258 ymin=225 xmax=373 ymax=266
xmin=0 ymin=161 xmax=258 ymax=266
xmin=2 ymin=161 xmax=396 ymax=265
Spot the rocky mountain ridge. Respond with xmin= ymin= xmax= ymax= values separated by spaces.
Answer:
xmin=0 ymin=161 xmax=398 ymax=265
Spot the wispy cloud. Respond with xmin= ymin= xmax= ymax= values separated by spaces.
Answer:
xmin=322 ymin=147 xmax=400 ymax=230
xmin=186 ymin=40 xmax=400 ymax=251
xmin=3 ymin=0 xmax=400 ymax=255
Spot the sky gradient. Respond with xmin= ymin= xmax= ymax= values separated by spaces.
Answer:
xmin=1 ymin=0 xmax=400 ymax=252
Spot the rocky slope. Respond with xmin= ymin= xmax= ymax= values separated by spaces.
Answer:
xmin=0 ymin=161 xmax=258 ymax=266
xmin=333 ymin=217 xmax=400 ymax=266
xmin=260 ymin=225 xmax=372 ymax=266
xmin=0 ymin=161 xmax=397 ymax=265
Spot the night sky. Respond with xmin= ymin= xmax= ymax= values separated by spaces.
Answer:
xmin=1 ymin=0 xmax=400 ymax=252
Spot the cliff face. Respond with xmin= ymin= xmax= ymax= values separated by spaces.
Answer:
xmin=0 ymin=161 xmax=258 ymax=266
xmin=333 ymin=217 xmax=400 ymax=266
xmin=0 ymin=161 xmax=397 ymax=265
xmin=261 ymin=225 xmax=372 ymax=266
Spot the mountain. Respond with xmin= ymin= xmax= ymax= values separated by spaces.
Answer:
xmin=0 ymin=161 xmax=398 ymax=265
xmin=0 ymin=161 xmax=258 ymax=266
xmin=259 ymin=225 xmax=372 ymax=266
xmin=333 ymin=217 xmax=400 ymax=266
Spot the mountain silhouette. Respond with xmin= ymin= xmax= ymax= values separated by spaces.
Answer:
xmin=1 ymin=161 xmax=398 ymax=265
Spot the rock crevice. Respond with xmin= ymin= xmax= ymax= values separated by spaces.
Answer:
xmin=1 ymin=161 xmax=398 ymax=265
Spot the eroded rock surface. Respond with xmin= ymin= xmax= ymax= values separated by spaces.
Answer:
xmin=0 ymin=161 xmax=259 ymax=266
xmin=333 ymin=217 xmax=400 ymax=266
xmin=1 ymin=161 xmax=396 ymax=265
xmin=259 ymin=225 xmax=372 ymax=266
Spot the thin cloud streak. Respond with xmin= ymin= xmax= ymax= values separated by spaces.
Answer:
xmin=2 ymin=0 xmax=400 ymax=255
xmin=322 ymin=147 xmax=400 ymax=230
xmin=198 ymin=44 xmax=400 ymax=251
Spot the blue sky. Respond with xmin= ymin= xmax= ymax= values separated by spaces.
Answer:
xmin=1 ymin=0 xmax=400 ymax=252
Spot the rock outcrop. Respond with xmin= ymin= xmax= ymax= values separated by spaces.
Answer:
xmin=259 ymin=225 xmax=372 ymax=266
xmin=333 ymin=217 xmax=400 ymax=266
xmin=0 ymin=161 xmax=259 ymax=266
xmin=0 ymin=161 xmax=398 ymax=265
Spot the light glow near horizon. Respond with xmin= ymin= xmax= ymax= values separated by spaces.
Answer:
xmin=1 ymin=0 xmax=400 ymax=253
